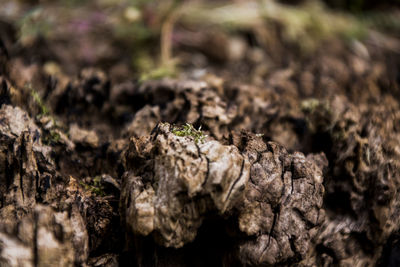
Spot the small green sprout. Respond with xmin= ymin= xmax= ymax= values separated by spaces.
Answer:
xmin=172 ymin=123 xmax=207 ymax=144
xmin=31 ymin=89 xmax=50 ymax=116
xmin=29 ymin=85 xmax=64 ymax=145
xmin=18 ymin=7 xmax=53 ymax=45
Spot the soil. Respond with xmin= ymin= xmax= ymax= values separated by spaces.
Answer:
xmin=0 ymin=1 xmax=399 ymax=266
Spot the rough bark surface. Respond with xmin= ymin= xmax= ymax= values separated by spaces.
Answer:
xmin=0 ymin=205 xmax=82 ymax=267
xmin=0 ymin=104 xmax=117 ymax=266
xmin=121 ymin=123 xmax=250 ymax=248
xmin=121 ymin=124 xmax=326 ymax=265
xmin=300 ymin=97 xmax=400 ymax=266
xmin=235 ymin=134 xmax=326 ymax=266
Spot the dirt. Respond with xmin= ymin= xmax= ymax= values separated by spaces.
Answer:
xmin=0 ymin=1 xmax=400 ymax=266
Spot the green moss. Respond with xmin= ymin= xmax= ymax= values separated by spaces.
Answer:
xmin=301 ymin=98 xmax=321 ymax=113
xmin=80 ymin=176 xmax=106 ymax=197
xmin=139 ymin=64 xmax=178 ymax=82
xmin=172 ymin=123 xmax=207 ymax=144
xmin=42 ymin=131 xmax=61 ymax=146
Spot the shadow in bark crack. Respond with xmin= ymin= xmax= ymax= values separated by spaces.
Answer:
xmin=120 ymin=215 xmax=242 ymax=267
xmin=377 ymin=232 xmax=400 ymax=267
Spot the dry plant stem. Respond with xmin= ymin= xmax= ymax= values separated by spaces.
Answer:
xmin=160 ymin=6 xmax=182 ymax=66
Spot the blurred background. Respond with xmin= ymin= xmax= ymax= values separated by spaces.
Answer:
xmin=0 ymin=0 xmax=399 ymax=84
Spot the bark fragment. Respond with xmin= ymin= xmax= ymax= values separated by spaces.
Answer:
xmin=121 ymin=124 xmax=326 ymax=266
xmin=122 ymin=122 xmax=249 ymax=248
xmin=236 ymin=132 xmax=326 ymax=266
xmin=0 ymin=205 xmax=83 ymax=267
